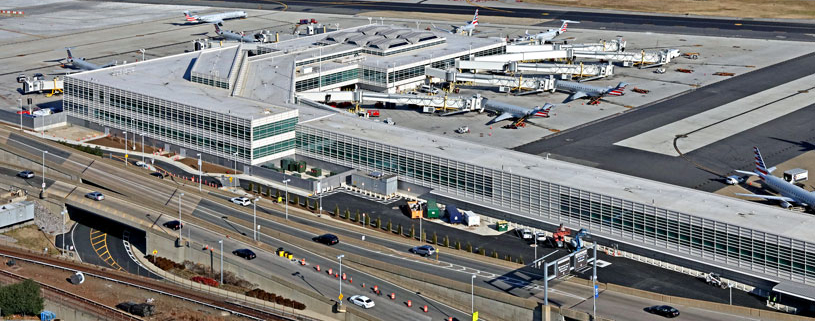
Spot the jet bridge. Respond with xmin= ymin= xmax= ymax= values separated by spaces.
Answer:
xmin=507 ymin=38 xmax=626 ymax=53
xmin=424 ymin=67 xmax=555 ymax=92
xmin=296 ymin=90 xmax=485 ymax=111
xmin=474 ymin=48 xmax=680 ymax=68
xmin=456 ymin=60 xmax=614 ymax=79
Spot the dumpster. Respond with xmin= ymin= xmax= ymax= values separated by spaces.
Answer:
xmin=407 ymin=201 xmax=422 ymax=219
xmin=426 ymin=199 xmax=440 ymax=219
xmin=496 ymin=221 xmax=508 ymax=232
xmin=446 ymin=205 xmax=462 ymax=224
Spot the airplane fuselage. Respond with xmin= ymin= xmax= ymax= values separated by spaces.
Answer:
xmin=190 ymin=11 xmax=247 ymax=23
xmin=760 ymin=173 xmax=815 ymax=208
xmin=554 ymin=80 xmax=606 ymax=97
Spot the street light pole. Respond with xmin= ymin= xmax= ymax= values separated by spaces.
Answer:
xmin=233 ymin=152 xmax=238 ymax=175
xmin=61 ymin=209 xmax=67 ymax=254
xmin=178 ymin=192 xmax=184 ymax=243
xmin=218 ymin=239 xmax=223 ymax=285
xmin=140 ymin=133 xmax=145 ymax=163
xmin=197 ymin=153 xmax=202 ymax=192
xmin=123 ymin=131 xmax=128 ymax=166
xmin=471 ymin=274 xmax=476 ymax=315
xmin=593 ymin=242 xmax=598 ymax=320
xmin=18 ymin=98 xmax=22 ymax=131
xmin=253 ymin=197 xmax=259 ymax=240
xmin=338 ymin=254 xmax=345 ymax=305
xmin=282 ymin=179 xmax=291 ymax=220
xmin=41 ymin=150 xmax=48 ymax=191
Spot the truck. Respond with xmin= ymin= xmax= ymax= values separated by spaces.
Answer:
xmin=366 ymin=109 xmax=380 ymax=117
xmin=461 ymin=210 xmax=479 ymax=226
xmin=299 ymin=18 xmax=318 ymax=24
xmin=783 ymin=168 xmax=808 ymax=183
xmin=446 ymin=205 xmax=462 ymax=224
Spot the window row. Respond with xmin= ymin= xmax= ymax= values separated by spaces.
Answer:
xmin=252 ymin=118 xmax=298 ymax=141
xmin=253 ymin=139 xmax=296 ymax=159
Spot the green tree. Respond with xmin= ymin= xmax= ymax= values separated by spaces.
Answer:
xmin=255 ymin=183 xmax=261 ymax=194
xmin=518 ymin=255 xmax=525 ymax=265
xmin=0 ymin=279 xmax=44 ymax=316
xmin=432 ymin=232 xmax=438 ymax=245
xmin=293 ymin=195 xmax=300 ymax=206
xmin=397 ymin=224 xmax=403 ymax=236
xmin=492 ymin=250 xmax=499 ymax=259
xmin=386 ymin=220 xmax=392 ymax=232
xmin=364 ymin=214 xmax=371 ymax=226
xmin=355 ymin=212 xmax=361 ymax=223
xmin=275 ymin=190 xmax=281 ymax=200
xmin=333 ymin=204 xmax=340 ymax=216
xmin=421 ymin=231 xmax=426 ymax=243
xmin=375 ymin=216 xmax=381 ymax=228
xmin=409 ymin=225 xmax=415 ymax=239
xmin=455 ymin=241 xmax=461 ymax=250
xmin=443 ymin=235 xmax=449 ymax=248
xmin=344 ymin=209 xmax=351 ymax=219
xmin=505 ymin=254 xmax=512 ymax=262
xmin=248 ymin=182 xmax=254 ymax=193
xmin=465 ymin=242 xmax=473 ymax=253
xmin=479 ymin=248 xmax=486 ymax=256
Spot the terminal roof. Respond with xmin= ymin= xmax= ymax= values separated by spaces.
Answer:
xmin=191 ymin=45 xmax=240 ymax=80
xmin=301 ymin=112 xmax=815 ymax=243
xmin=68 ymin=48 xmax=293 ymax=120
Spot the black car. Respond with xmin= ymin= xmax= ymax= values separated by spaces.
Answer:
xmin=163 ymin=220 xmax=183 ymax=231
xmin=645 ymin=305 xmax=680 ymax=318
xmin=150 ymin=172 xmax=164 ymax=179
xmin=312 ymin=234 xmax=339 ymax=246
xmin=17 ymin=170 xmax=34 ymax=179
xmin=233 ymin=249 xmax=256 ymax=260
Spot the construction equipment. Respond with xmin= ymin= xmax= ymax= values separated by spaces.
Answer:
xmin=632 ymin=87 xmax=650 ymax=94
xmin=704 ymin=273 xmax=728 ymax=289
xmin=455 ymin=126 xmax=470 ymax=134
xmin=569 ymin=228 xmax=589 ymax=252
xmin=547 ymin=223 xmax=571 ymax=248
xmin=683 ymin=52 xmax=700 ymax=59
xmin=676 ymin=68 xmax=694 ymax=73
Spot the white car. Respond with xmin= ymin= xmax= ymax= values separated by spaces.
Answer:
xmin=230 ymin=197 xmax=251 ymax=206
xmin=725 ymin=175 xmax=745 ymax=185
xmin=85 ymin=192 xmax=104 ymax=201
xmin=349 ymin=295 xmax=375 ymax=309
xmin=135 ymin=161 xmax=149 ymax=169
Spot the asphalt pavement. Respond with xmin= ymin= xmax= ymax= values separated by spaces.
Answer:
xmin=514 ymin=51 xmax=815 ymax=192
xmin=96 ymin=0 xmax=815 ymax=42
xmin=69 ymin=207 xmax=155 ymax=278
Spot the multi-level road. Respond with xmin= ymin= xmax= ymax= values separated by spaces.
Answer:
xmin=0 ymin=124 xmax=767 ymax=321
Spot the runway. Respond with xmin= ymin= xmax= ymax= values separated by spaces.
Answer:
xmin=514 ymin=51 xmax=815 ymax=192
xmin=92 ymin=0 xmax=815 ymax=41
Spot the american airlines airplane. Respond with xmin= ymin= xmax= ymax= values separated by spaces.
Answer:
xmin=213 ymin=24 xmax=259 ymax=43
xmin=58 ymin=48 xmax=115 ymax=71
xmin=432 ymin=9 xmax=478 ymax=35
xmin=734 ymin=147 xmax=815 ymax=209
xmin=519 ymin=20 xmax=579 ymax=42
xmin=554 ymin=80 xmax=627 ymax=103
xmin=484 ymin=101 xmax=555 ymax=125
xmin=183 ymin=10 xmax=247 ymax=24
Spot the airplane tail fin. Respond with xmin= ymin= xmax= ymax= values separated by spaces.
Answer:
xmin=184 ymin=10 xmax=197 ymax=21
xmin=607 ymin=82 xmax=628 ymax=96
xmin=753 ymin=146 xmax=772 ymax=175
xmin=560 ymin=20 xmax=579 ymax=32
xmin=472 ymin=9 xmax=479 ymax=25
xmin=65 ymin=47 xmax=74 ymax=60
xmin=533 ymin=103 xmax=554 ymax=118
xmin=213 ymin=23 xmax=221 ymax=33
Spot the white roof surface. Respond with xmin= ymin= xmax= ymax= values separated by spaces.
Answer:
xmin=301 ymin=112 xmax=815 ymax=243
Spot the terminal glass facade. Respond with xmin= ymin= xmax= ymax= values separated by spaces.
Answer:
xmin=297 ymin=124 xmax=815 ymax=285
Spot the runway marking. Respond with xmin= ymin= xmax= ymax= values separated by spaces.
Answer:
xmin=614 ymin=74 xmax=815 ymax=156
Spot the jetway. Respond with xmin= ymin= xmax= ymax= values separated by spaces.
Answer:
xmin=296 ymin=90 xmax=485 ymax=111
xmin=17 ymin=74 xmax=63 ymax=95
xmin=425 ymin=67 xmax=555 ymax=92
xmin=456 ymin=60 xmax=614 ymax=79
xmin=475 ymin=48 xmax=680 ymax=68
xmin=507 ymin=38 xmax=626 ymax=53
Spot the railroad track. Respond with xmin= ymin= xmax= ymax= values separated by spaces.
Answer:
xmin=0 ymin=244 xmax=294 ymax=321
xmin=0 ymin=267 xmax=141 ymax=321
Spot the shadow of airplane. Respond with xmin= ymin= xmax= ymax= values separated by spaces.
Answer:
xmin=769 ymin=137 xmax=815 ymax=152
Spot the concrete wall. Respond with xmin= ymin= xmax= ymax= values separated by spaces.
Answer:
xmin=42 ymin=299 xmax=107 ymax=321
xmin=0 ymin=147 xmax=76 ymax=182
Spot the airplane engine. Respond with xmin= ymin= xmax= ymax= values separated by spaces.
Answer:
xmin=780 ymin=201 xmax=792 ymax=208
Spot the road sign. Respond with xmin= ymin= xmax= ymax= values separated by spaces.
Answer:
xmin=152 ymin=250 xmax=157 ymax=255
xmin=41 ymin=183 xmax=46 ymax=189
xmin=338 ymin=293 xmax=343 ymax=301
xmin=594 ymin=285 xmax=599 ymax=298
xmin=555 ymin=256 xmax=571 ymax=278
xmin=125 ymin=154 xmax=128 ymax=158
xmin=472 ymin=311 xmax=478 ymax=321
xmin=573 ymin=249 xmax=588 ymax=270
xmin=198 ymin=159 xmax=202 ymax=166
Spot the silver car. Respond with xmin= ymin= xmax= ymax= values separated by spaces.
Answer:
xmin=85 ymin=192 xmax=104 ymax=201
xmin=17 ymin=170 xmax=34 ymax=179
xmin=410 ymin=245 xmax=436 ymax=256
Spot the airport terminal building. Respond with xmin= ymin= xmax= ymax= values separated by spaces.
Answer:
xmin=63 ymin=24 xmax=815 ymax=299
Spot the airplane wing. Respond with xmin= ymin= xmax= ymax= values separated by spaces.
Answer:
xmin=430 ymin=24 xmax=453 ymax=34
xmin=489 ymin=112 xmax=515 ymax=124
xmin=210 ymin=19 xmax=223 ymax=24
xmin=100 ymin=61 xmax=117 ymax=68
xmin=564 ymin=91 xmax=587 ymax=103
xmin=735 ymin=193 xmax=795 ymax=202
xmin=734 ymin=170 xmax=759 ymax=177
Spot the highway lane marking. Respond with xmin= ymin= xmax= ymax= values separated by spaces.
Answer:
xmin=90 ymin=228 xmax=124 ymax=271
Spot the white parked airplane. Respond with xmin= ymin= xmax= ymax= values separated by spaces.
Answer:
xmin=519 ymin=20 xmax=579 ymax=42
xmin=734 ymin=146 xmax=815 ymax=209
xmin=213 ymin=24 xmax=259 ymax=43
xmin=432 ymin=9 xmax=478 ymax=35
xmin=184 ymin=10 xmax=247 ymax=24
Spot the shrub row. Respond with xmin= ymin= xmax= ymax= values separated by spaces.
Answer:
xmin=146 ymin=255 xmax=184 ymax=271
xmin=246 ymin=289 xmax=306 ymax=310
